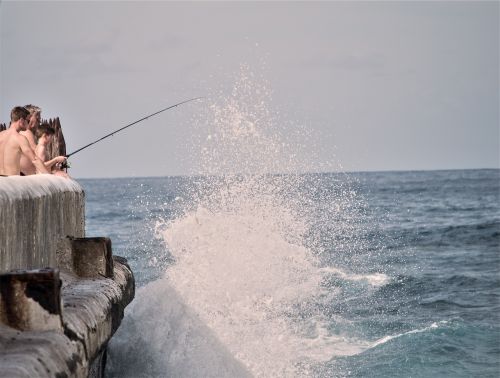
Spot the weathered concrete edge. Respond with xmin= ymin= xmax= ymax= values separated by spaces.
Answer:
xmin=0 ymin=175 xmax=85 ymax=273
xmin=0 ymin=175 xmax=83 ymax=201
xmin=61 ymin=256 xmax=135 ymax=366
xmin=0 ymin=257 xmax=135 ymax=378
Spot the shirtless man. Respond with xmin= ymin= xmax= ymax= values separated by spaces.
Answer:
xmin=19 ymin=104 xmax=41 ymax=175
xmin=0 ymin=106 xmax=49 ymax=176
xmin=35 ymin=124 xmax=68 ymax=177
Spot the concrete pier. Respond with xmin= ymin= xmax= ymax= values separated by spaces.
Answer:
xmin=0 ymin=175 xmax=85 ymax=272
xmin=0 ymin=175 xmax=135 ymax=377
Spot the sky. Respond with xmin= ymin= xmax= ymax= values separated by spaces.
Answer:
xmin=1 ymin=1 xmax=498 ymax=178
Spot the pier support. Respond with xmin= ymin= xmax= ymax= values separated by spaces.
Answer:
xmin=57 ymin=237 xmax=114 ymax=278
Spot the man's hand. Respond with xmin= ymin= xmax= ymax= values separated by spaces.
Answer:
xmin=44 ymin=155 xmax=67 ymax=170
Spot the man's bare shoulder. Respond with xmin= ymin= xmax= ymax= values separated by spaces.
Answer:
xmin=0 ymin=129 xmax=12 ymax=142
xmin=2 ymin=130 xmax=28 ymax=146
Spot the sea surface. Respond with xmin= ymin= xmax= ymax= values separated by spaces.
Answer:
xmin=80 ymin=168 xmax=499 ymax=378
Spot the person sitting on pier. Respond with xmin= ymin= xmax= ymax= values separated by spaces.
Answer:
xmin=19 ymin=104 xmax=42 ymax=175
xmin=35 ymin=124 xmax=68 ymax=177
xmin=0 ymin=106 xmax=49 ymax=176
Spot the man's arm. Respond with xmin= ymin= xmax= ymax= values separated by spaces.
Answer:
xmin=19 ymin=135 xmax=49 ymax=174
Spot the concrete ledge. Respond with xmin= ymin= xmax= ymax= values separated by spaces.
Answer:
xmin=0 ymin=324 xmax=86 ymax=377
xmin=0 ymin=257 xmax=134 ymax=378
xmin=0 ymin=175 xmax=85 ymax=273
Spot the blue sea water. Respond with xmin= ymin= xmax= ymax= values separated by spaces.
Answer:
xmin=80 ymin=168 xmax=499 ymax=378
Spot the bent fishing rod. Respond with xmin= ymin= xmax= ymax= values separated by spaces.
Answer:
xmin=65 ymin=97 xmax=203 ymax=158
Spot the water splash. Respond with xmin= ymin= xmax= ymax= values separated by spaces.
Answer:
xmin=159 ymin=66 xmax=372 ymax=376
xmin=108 ymin=65 xmax=380 ymax=377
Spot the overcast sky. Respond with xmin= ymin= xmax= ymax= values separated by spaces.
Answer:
xmin=1 ymin=1 xmax=498 ymax=178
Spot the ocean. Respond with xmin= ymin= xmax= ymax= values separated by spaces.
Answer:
xmin=80 ymin=168 xmax=499 ymax=378
xmin=79 ymin=69 xmax=498 ymax=377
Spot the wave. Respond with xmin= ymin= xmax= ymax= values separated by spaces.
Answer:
xmin=420 ymin=299 xmax=488 ymax=309
xmin=319 ymin=266 xmax=389 ymax=287
xmin=108 ymin=66 xmax=381 ymax=377
xmin=371 ymin=320 xmax=449 ymax=348
xmin=415 ymin=220 xmax=500 ymax=248
xmin=441 ymin=220 xmax=500 ymax=237
xmin=107 ymin=280 xmax=253 ymax=378
xmin=158 ymin=198 xmax=370 ymax=376
xmin=152 ymin=72 xmax=376 ymax=374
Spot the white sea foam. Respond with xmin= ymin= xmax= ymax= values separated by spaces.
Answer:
xmin=160 ymin=194 xmax=368 ymax=376
xmin=108 ymin=279 xmax=253 ymax=378
xmin=371 ymin=320 xmax=449 ymax=348
xmin=320 ymin=266 xmax=389 ymax=287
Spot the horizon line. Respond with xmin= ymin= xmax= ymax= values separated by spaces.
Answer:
xmin=74 ymin=167 xmax=500 ymax=181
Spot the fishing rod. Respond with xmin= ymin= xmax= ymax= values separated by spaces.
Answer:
xmin=65 ymin=97 xmax=203 ymax=158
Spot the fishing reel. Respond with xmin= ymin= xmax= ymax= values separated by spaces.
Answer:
xmin=59 ymin=159 xmax=70 ymax=170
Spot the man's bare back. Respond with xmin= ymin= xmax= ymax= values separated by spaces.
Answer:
xmin=0 ymin=129 xmax=32 ymax=175
xmin=0 ymin=107 xmax=49 ymax=176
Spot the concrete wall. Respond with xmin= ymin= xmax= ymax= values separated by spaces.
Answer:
xmin=0 ymin=175 xmax=135 ymax=377
xmin=0 ymin=175 xmax=85 ymax=273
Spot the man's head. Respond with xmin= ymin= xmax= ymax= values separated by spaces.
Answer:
xmin=35 ymin=124 xmax=55 ymax=144
xmin=24 ymin=104 xmax=42 ymax=129
xmin=10 ymin=106 xmax=30 ymax=131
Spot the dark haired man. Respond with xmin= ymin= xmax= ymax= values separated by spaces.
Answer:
xmin=0 ymin=106 xmax=49 ymax=176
